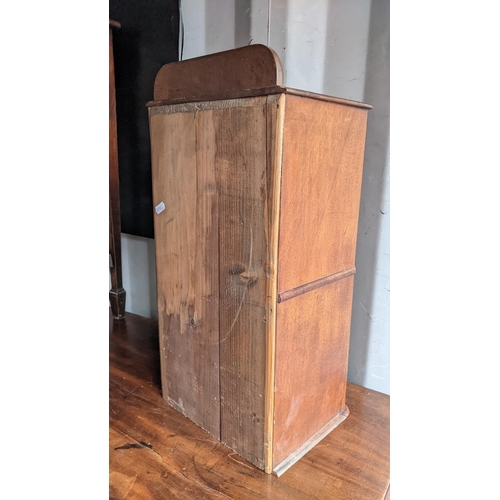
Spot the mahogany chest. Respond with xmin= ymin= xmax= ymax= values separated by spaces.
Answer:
xmin=148 ymin=45 xmax=370 ymax=475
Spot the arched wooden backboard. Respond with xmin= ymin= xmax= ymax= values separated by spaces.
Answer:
xmin=153 ymin=44 xmax=283 ymax=102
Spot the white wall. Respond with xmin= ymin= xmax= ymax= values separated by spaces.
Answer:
xmin=120 ymin=234 xmax=158 ymax=320
xmin=349 ymin=0 xmax=390 ymax=395
xmin=118 ymin=0 xmax=390 ymax=394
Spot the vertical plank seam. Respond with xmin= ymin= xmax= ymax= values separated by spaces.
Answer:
xmin=216 ymin=110 xmax=223 ymax=442
xmin=263 ymin=98 xmax=271 ymax=472
xmin=263 ymin=99 xmax=272 ymax=473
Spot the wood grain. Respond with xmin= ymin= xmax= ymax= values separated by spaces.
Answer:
xmin=273 ymin=276 xmax=355 ymax=469
xmin=277 ymin=94 xmax=368 ymax=293
xmin=149 ymin=83 xmax=370 ymax=473
xmin=263 ymin=94 xmax=285 ymax=472
xmin=147 ymin=86 xmax=372 ymax=111
xmin=273 ymin=405 xmax=349 ymax=477
xmin=110 ymin=426 xmax=229 ymax=500
xmin=153 ymin=44 xmax=283 ymax=102
xmin=149 ymin=108 xmax=220 ymax=437
xmin=150 ymin=97 xmax=280 ymax=469
xmin=214 ymin=98 xmax=269 ymax=469
xmin=109 ymin=311 xmax=390 ymax=499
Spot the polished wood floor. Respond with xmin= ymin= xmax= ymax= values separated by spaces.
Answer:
xmin=109 ymin=311 xmax=390 ymax=499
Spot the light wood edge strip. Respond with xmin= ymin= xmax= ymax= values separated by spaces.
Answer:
xmin=264 ymin=94 xmax=286 ymax=473
xmin=283 ymin=88 xmax=372 ymax=109
xmin=146 ymin=86 xmax=372 ymax=110
xmin=273 ymin=405 xmax=350 ymax=477
xmin=384 ymin=484 xmax=391 ymax=500
xmin=278 ymin=267 xmax=356 ymax=303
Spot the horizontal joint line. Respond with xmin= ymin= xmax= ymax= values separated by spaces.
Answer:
xmin=278 ymin=267 xmax=356 ymax=303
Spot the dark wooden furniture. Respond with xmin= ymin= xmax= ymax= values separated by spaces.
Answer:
xmin=109 ymin=0 xmax=179 ymax=238
xmin=109 ymin=20 xmax=126 ymax=319
xmin=109 ymin=310 xmax=390 ymax=499
xmin=148 ymin=45 xmax=371 ymax=475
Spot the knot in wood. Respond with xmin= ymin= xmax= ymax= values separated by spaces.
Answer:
xmin=238 ymin=270 xmax=259 ymax=285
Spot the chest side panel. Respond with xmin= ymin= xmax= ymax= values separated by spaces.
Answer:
xmin=278 ymin=95 xmax=368 ymax=293
xmin=273 ymin=276 xmax=354 ymax=469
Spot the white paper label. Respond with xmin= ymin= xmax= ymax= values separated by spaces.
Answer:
xmin=155 ymin=201 xmax=165 ymax=215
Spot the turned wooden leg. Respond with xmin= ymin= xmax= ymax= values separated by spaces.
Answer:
xmin=109 ymin=287 xmax=126 ymax=319
xmin=109 ymin=24 xmax=126 ymax=320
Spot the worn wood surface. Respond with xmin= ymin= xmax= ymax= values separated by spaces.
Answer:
xmin=153 ymin=45 xmax=283 ymax=103
xmin=214 ymin=98 xmax=269 ymax=469
xmin=150 ymin=97 xmax=278 ymax=468
xmin=263 ymin=94 xmax=285 ymax=472
xmin=109 ymin=24 xmax=125 ymax=319
xmin=109 ymin=311 xmax=390 ymax=499
xmin=147 ymin=86 xmax=372 ymax=110
xmin=150 ymin=107 xmax=221 ymax=437
xmin=273 ymin=276 xmax=355 ymax=469
xmin=277 ymin=94 xmax=368 ymax=294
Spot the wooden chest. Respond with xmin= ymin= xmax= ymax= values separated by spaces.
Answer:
xmin=148 ymin=46 xmax=370 ymax=475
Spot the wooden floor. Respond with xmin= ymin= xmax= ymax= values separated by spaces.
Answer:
xmin=110 ymin=311 xmax=390 ymax=499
